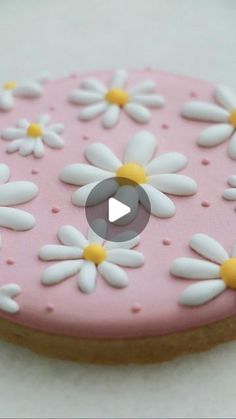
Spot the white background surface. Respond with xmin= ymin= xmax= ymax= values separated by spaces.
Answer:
xmin=0 ymin=0 xmax=236 ymax=417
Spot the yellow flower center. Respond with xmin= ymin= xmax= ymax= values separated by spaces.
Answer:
xmin=27 ymin=123 xmax=43 ymax=138
xmin=83 ymin=243 xmax=106 ymax=265
xmin=220 ymin=258 xmax=236 ymax=289
xmin=229 ymin=109 xmax=236 ymax=128
xmin=105 ymin=88 xmax=129 ymax=107
xmin=116 ymin=163 xmax=147 ymax=185
xmin=3 ymin=81 xmax=17 ymax=90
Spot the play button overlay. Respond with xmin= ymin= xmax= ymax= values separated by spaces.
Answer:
xmin=85 ymin=177 xmax=151 ymax=242
xmin=108 ymin=198 xmax=131 ymax=223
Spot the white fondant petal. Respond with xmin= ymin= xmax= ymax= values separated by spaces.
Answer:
xmin=79 ymin=102 xmax=107 ymax=121
xmin=182 ymin=101 xmax=229 ymax=122
xmin=88 ymin=219 xmax=107 ymax=244
xmin=6 ymin=139 xmax=23 ymax=154
xmin=129 ymin=80 xmax=156 ymax=95
xmin=110 ymin=69 xmax=127 ymax=88
xmin=86 ymin=142 xmax=121 ymax=171
xmin=37 ymin=114 xmax=50 ymax=127
xmin=228 ymin=175 xmax=236 ymax=187
xmin=72 ymin=179 xmax=118 ymax=207
xmin=0 ymin=207 xmax=36 ymax=231
xmin=140 ymin=184 xmax=176 ymax=218
xmin=77 ymin=261 xmax=97 ymax=294
xmin=39 ymin=245 xmax=83 ymax=261
xmin=14 ymin=81 xmax=42 ymax=98
xmin=149 ymin=174 xmax=197 ymax=196
xmin=0 ymin=284 xmax=21 ymax=314
xmin=43 ymin=131 xmax=64 ymax=148
xmin=170 ymin=258 xmax=220 ymax=279
xmin=0 ymin=164 xmax=10 ymax=184
xmin=58 ymin=225 xmax=88 ymax=248
xmin=223 ymin=188 xmax=236 ymax=201
xmin=105 ymin=233 xmax=140 ymax=250
xmin=81 ymin=78 xmax=107 ymax=94
xmin=232 ymin=242 xmax=236 ymax=257
xmin=132 ymin=94 xmax=165 ymax=108
xmin=19 ymin=139 xmax=35 ymax=156
xmin=124 ymin=131 xmax=157 ymax=165
xmin=190 ymin=234 xmax=229 ymax=264
xmin=145 ymin=152 xmax=188 ymax=175
xmin=1 ymin=128 xmax=25 ymax=140
xmin=98 ymin=261 xmax=128 ymax=288
xmin=214 ymin=85 xmax=236 ymax=111
xmin=60 ymin=164 xmax=112 ymax=186
xmin=17 ymin=119 xmax=29 ymax=129
xmin=47 ymin=123 xmax=64 ymax=134
xmin=33 ymin=138 xmax=44 ymax=158
xmin=179 ymin=280 xmax=226 ymax=306
xmin=42 ymin=260 xmax=84 ymax=285
xmin=107 ymin=249 xmax=144 ymax=267
xmin=72 ymin=181 xmax=100 ymax=207
xmin=197 ymin=124 xmax=234 ymax=147
xmin=102 ymin=105 xmax=120 ymax=128
xmin=228 ymin=133 xmax=236 ymax=160
xmin=125 ymin=103 xmax=150 ymax=123
xmin=0 ymin=181 xmax=38 ymax=205
xmin=70 ymin=90 xmax=103 ymax=105
xmin=0 ymin=91 xmax=14 ymax=111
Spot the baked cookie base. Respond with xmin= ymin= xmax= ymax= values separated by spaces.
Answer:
xmin=0 ymin=316 xmax=235 ymax=364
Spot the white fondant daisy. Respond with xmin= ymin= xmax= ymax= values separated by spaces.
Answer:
xmin=39 ymin=220 xmax=144 ymax=293
xmin=1 ymin=114 xmax=64 ymax=158
xmin=70 ymin=69 xmax=165 ymax=128
xmin=0 ymin=73 xmax=49 ymax=112
xmin=223 ymin=175 xmax=236 ymax=200
xmin=182 ymin=85 xmax=236 ymax=159
xmin=0 ymin=163 xmax=38 ymax=246
xmin=60 ymin=131 xmax=197 ymax=218
xmin=170 ymin=234 xmax=236 ymax=306
xmin=0 ymin=283 xmax=21 ymax=314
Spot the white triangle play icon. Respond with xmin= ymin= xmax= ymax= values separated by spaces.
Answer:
xmin=108 ymin=198 xmax=131 ymax=223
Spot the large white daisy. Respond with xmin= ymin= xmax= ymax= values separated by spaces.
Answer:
xmin=60 ymin=131 xmax=197 ymax=218
xmin=0 ymin=74 xmax=49 ymax=112
xmin=1 ymin=114 xmax=64 ymax=158
xmin=0 ymin=163 xmax=38 ymax=246
xmin=170 ymin=233 xmax=236 ymax=306
xmin=223 ymin=175 xmax=236 ymax=201
xmin=0 ymin=283 xmax=21 ymax=314
xmin=70 ymin=69 xmax=165 ymax=128
xmin=182 ymin=85 xmax=236 ymax=160
xmin=39 ymin=220 xmax=144 ymax=294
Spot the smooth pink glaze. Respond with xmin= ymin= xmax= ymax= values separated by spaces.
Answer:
xmin=1 ymin=69 xmax=236 ymax=339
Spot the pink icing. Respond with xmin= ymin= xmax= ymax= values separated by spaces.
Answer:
xmin=0 ymin=69 xmax=235 ymax=340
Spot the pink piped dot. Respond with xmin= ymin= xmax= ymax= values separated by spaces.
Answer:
xmin=46 ymin=303 xmax=54 ymax=312
xmin=162 ymin=238 xmax=172 ymax=246
xmin=51 ymin=206 xmax=60 ymax=214
xmin=190 ymin=91 xmax=197 ymax=98
xmin=6 ymin=258 xmax=15 ymax=265
xmin=161 ymin=123 xmax=169 ymax=130
xmin=70 ymin=73 xmax=78 ymax=79
xmin=82 ymin=135 xmax=89 ymax=141
xmin=201 ymin=200 xmax=211 ymax=208
xmin=201 ymin=158 xmax=210 ymax=166
xmin=49 ymin=106 xmax=55 ymax=112
xmin=31 ymin=168 xmax=39 ymax=175
xmin=131 ymin=303 xmax=142 ymax=314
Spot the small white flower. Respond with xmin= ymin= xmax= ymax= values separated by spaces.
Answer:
xmin=182 ymin=85 xmax=236 ymax=160
xmin=60 ymin=131 xmax=197 ymax=218
xmin=0 ymin=73 xmax=50 ymax=112
xmin=0 ymin=163 xmax=38 ymax=246
xmin=1 ymin=114 xmax=64 ymax=158
xmin=170 ymin=234 xmax=236 ymax=306
xmin=223 ymin=175 xmax=236 ymax=200
xmin=70 ymin=69 xmax=165 ymax=128
xmin=39 ymin=220 xmax=144 ymax=294
xmin=0 ymin=283 xmax=21 ymax=314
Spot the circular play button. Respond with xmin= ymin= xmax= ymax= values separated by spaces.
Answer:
xmin=85 ymin=177 xmax=151 ymax=242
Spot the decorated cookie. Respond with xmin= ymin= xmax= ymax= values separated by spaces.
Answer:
xmin=1 ymin=69 xmax=236 ymax=364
